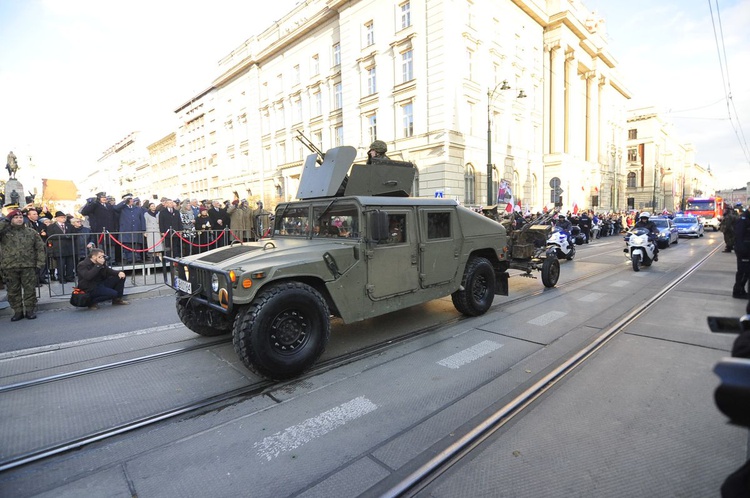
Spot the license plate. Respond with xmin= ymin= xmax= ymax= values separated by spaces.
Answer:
xmin=175 ymin=277 xmax=192 ymax=293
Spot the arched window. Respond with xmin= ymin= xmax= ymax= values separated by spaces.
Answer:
xmin=627 ymin=172 xmax=637 ymax=188
xmin=464 ymin=164 xmax=476 ymax=204
xmin=531 ymin=173 xmax=538 ymax=209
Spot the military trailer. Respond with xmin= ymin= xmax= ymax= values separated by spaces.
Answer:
xmin=166 ymin=145 xmax=512 ymax=380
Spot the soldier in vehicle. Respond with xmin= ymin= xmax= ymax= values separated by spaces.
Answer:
xmin=366 ymin=140 xmax=391 ymax=164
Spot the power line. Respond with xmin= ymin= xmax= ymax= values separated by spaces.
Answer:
xmin=708 ymin=0 xmax=750 ymax=163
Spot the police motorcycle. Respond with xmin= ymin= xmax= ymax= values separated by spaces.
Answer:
xmin=547 ymin=226 xmax=576 ymax=260
xmin=623 ymin=226 xmax=657 ymax=271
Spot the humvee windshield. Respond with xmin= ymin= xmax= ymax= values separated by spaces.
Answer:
xmin=274 ymin=202 xmax=360 ymax=239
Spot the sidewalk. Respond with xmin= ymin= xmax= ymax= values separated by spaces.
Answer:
xmin=0 ymin=274 xmax=174 ymax=315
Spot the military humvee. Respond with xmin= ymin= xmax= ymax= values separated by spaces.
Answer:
xmin=166 ymin=145 xmax=511 ymax=380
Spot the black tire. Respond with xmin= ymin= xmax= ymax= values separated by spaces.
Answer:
xmin=232 ymin=282 xmax=330 ymax=380
xmin=176 ymin=298 xmax=232 ymax=336
xmin=632 ymin=253 xmax=641 ymax=272
xmin=541 ymin=257 xmax=560 ymax=288
xmin=451 ymin=256 xmax=495 ymax=316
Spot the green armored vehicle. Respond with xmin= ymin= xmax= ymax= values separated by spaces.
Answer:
xmin=166 ymin=145 xmax=511 ymax=380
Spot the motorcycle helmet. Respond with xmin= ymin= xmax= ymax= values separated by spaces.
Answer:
xmin=639 ymin=212 xmax=651 ymax=219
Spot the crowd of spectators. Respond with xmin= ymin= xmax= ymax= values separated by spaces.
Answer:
xmin=0 ymin=193 xmax=269 ymax=287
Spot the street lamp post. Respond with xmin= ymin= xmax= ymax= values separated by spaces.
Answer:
xmin=487 ymin=80 xmax=510 ymax=206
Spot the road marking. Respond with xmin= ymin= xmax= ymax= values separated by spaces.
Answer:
xmin=610 ymin=280 xmax=629 ymax=288
xmin=578 ymin=292 xmax=604 ymax=302
xmin=528 ymin=310 xmax=566 ymax=326
xmin=437 ymin=340 xmax=503 ymax=369
xmin=254 ymin=396 xmax=378 ymax=461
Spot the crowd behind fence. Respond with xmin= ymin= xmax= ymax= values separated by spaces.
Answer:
xmin=41 ymin=227 xmax=261 ymax=297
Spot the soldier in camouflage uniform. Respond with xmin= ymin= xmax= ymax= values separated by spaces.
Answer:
xmin=0 ymin=209 xmax=46 ymax=321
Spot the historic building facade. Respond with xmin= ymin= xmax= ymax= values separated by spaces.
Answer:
xmin=163 ymin=0 xmax=632 ymax=213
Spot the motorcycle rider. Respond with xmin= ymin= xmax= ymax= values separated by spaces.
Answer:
xmin=555 ymin=214 xmax=574 ymax=247
xmin=633 ymin=212 xmax=659 ymax=261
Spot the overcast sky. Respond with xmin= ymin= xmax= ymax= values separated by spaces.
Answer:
xmin=0 ymin=0 xmax=747 ymax=190
xmin=589 ymin=0 xmax=750 ymax=189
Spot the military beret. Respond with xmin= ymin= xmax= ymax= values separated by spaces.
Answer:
xmin=6 ymin=209 xmax=22 ymax=218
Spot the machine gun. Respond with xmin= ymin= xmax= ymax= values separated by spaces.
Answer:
xmin=296 ymin=130 xmax=325 ymax=165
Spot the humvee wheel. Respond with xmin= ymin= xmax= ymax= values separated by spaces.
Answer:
xmin=233 ymin=281 xmax=330 ymax=380
xmin=451 ymin=256 xmax=495 ymax=316
xmin=176 ymin=298 xmax=232 ymax=336
xmin=541 ymin=257 xmax=560 ymax=288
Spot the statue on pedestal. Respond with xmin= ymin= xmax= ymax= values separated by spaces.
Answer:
xmin=6 ymin=150 xmax=18 ymax=179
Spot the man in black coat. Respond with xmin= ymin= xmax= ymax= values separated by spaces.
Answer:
xmin=76 ymin=248 xmax=129 ymax=308
xmin=46 ymin=211 xmax=76 ymax=282
xmin=732 ymin=206 xmax=750 ymax=298
xmin=158 ymin=199 xmax=182 ymax=257
xmin=80 ymin=191 xmax=118 ymax=234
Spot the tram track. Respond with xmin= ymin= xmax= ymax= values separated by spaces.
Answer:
xmin=380 ymin=243 xmax=724 ymax=497
xmin=0 ymin=242 xmax=649 ymax=473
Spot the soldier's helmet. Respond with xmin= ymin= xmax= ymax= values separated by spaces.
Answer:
xmin=369 ymin=140 xmax=388 ymax=153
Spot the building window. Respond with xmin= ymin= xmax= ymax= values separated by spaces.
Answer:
xmin=294 ymin=99 xmax=302 ymax=123
xmin=627 ymin=147 xmax=638 ymax=162
xmin=402 ymin=102 xmax=413 ymax=138
xmin=367 ymin=66 xmax=377 ymax=95
xmin=467 ymin=101 xmax=475 ymax=135
xmin=311 ymin=54 xmax=319 ymax=76
xmin=464 ymin=165 xmax=476 ymax=204
xmin=276 ymin=73 xmax=283 ymax=93
xmin=466 ymin=48 xmax=473 ymax=81
xmin=333 ymin=82 xmax=343 ymax=110
xmin=332 ymin=43 xmax=341 ymax=66
xmin=293 ymin=65 xmax=300 ymax=85
xmin=401 ymin=50 xmax=413 ymax=82
xmin=312 ymin=130 xmax=322 ymax=152
xmin=365 ymin=21 xmax=375 ymax=47
xmin=334 ymin=125 xmax=344 ymax=146
xmin=312 ymin=90 xmax=322 ymax=116
xmin=628 ymin=128 xmax=637 ymax=140
xmin=367 ymin=114 xmax=377 ymax=143
xmin=400 ymin=1 xmax=411 ymax=29
xmin=278 ymin=141 xmax=286 ymax=164
xmin=627 ymin=171 xmax=637 ymax=188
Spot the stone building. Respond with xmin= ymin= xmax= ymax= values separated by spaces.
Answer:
xmin=170 ymin=0 xmax=632 ymax=213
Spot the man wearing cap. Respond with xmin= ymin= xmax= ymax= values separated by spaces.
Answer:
xmin=80 ymin=191 xmax=118 ymax=234
xmin=114 ymin=193 xmax=145 ymax=264
xmin=366 ymin=140 xmax=391 ymax=165
xmin=0 ymin=209 xmax=46 ymax=321
xmin=46 ymin=211 xmax=76 ymax=282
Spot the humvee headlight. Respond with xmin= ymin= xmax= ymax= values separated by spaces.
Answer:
xmin=229 ymin=270 xmax=237 ymax=283
xmin=211 ymin=274 xmax=220 ymax=292
xmin=184 ymin=266 xmax=190 ymax=281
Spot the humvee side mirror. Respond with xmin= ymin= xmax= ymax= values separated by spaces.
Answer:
xmin=368 ymin=211 xmax=390 ymax=241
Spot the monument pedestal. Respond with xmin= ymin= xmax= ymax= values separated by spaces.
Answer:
xmin=4 ymin=178 xmax=24 ymax=207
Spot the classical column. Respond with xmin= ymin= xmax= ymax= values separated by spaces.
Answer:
xmin=585 ymin=70 xmax=599 ymax=163
xmin=564 ymin=48 xmax=575 ymax=155
xmin=548 ymin=43 xmax=565 ymax=154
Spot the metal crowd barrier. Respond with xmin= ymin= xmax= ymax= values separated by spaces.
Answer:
xmin=42 ymin=227 xmax=258 ymax=298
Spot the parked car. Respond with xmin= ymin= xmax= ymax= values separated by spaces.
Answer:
xmin=673 ymin=216 xmax=705 ymax=238
xmin=651 ymin=217 xmax=679 ymax=248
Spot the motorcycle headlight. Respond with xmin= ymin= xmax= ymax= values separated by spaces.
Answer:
xmin=211 ymin=273 xmax=220 ymax=292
